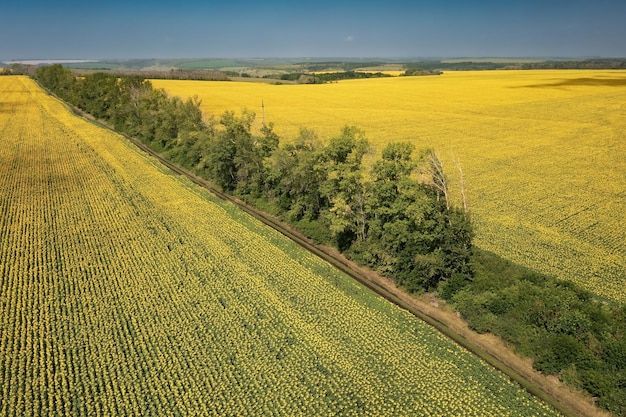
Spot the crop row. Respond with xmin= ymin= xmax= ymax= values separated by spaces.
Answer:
xmin=0 ymin=76 xmax=560 ymax=416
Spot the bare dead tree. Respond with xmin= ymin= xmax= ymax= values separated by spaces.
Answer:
xmin=423 ymin=150 xmax=450 ymax=210
xmin=455 ymin=157 xmax=469 ymax=217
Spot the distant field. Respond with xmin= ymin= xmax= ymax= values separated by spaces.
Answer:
xmin=312 ymin=70 xmax=405 ymax=76
xmin=0 ymin=76 xmax=561 ymax=416
xmin=441 ymin=58 xmax=546 ymax=64
xmin=177 ymin=59 xmax=246 ymax=69
xmin=153 ymin=70 xmax=626 ymax=302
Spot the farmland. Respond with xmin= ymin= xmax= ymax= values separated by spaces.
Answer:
xmin=152 ymin=70 xmax=626 ymax=302
xmin=0 ymin=76 xmax=566 ymax=415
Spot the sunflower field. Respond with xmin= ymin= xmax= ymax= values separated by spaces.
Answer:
xmin=153 ymin=70 xmax=626 ymax=302
xmin=0 ymin=76 xmax=563 ymax=416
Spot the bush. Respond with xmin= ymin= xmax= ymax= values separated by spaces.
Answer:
xmin=294 ymin=218 xmax=331 ymax=245
xmin=533 ymin=334 xmax=583 ymax=375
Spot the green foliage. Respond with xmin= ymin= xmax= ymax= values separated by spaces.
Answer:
xmin=207 ymin=111 xmax=280 ymax=194
xmin=534 ymin=334 xmax=584 ymax=375
xmin=352 ymin=142 xmax=473 ymax=292
xmin=293 ymin=218 xmax=332 ymax=245
xmin=453 ymin=249 xmax=626 ymax=415
xmin=319 ymin=126 xmax=370 ymax=248
xmin=1 ymin=63 xmax=34 ymax=75
xmin=301 ymin=61 xmax=388 ymax=72
xmin=268 ymin=128 xmax=327 ymax=220
xmin=109 ymin=76 xmax=152 ymax=132
xmin=281 ymin=71 xmax=392 ymax=84
xmin=73 ymin=72 xmax=119 ymax=119
xmin=35 ymin=64 xmax=76 ymax=101
xmin=402 ymin=68 xmax=442 ymax=76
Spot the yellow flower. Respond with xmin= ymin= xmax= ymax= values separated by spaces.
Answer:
xmin=154 ymin=70 xmax=626 ymax=302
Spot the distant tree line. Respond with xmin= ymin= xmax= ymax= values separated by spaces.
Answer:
xmin=0 ymin=63 xmax=37 ymax=76
xmin=34 ymin=64 xmax=626 ymax=415
xmin=280 ymin=71 xmax=392 ymax=84
xmin=402 ymin=58 xmax=626 ymax=73
xmin=519 ymin=59 xmax=626 ymax=70
xmin=402 ymin=69 xmax=442 ymax=76
xmin=72 ymin=68 xmax=229 ymax=81
xmin=404 ymin=61 xmax=506 ymax=72
xmin=299 ymin=61 xmax=393 ymax=72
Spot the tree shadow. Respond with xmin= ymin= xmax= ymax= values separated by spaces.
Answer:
xmin=513 ymin=77 xmax=626 ymax=89
xmin=0 ymin=102 xmax=23 ymax=113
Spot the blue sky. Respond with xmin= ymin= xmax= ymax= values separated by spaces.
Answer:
xmin=2 ymin=0 xmax=626 ymax=60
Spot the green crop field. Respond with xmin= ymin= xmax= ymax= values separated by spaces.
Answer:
xmin=0 ymin=76 xmax=563 ymax=416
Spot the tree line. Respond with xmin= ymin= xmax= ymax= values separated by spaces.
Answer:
xmin=34 ymin=64 xmax=473 ymax=293
xmin=34 ymin=64 xmax=625 ymax=415
xmin=280 ymin=71 xmax=392 ymax=83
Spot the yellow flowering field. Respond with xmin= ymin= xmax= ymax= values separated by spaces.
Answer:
xmin=0 ymin=76 xmax=563 ymax=416
xmin=153 ymin=70 xmax=626 ymax=302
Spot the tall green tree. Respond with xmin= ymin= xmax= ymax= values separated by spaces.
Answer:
xmin=349 ymin=142 xmax=418 ymax=275
xmin=110 ymin=76 xmax=152 ymax=133
xmin=73 ymin=73 xmax=119 ymax=119
xmin=319 ymin=127 xmax=370 ymax=249
xmin=35 ymin=64 xmax=75 ymax=101
xmin=203 ymin=111 xmax=278 ymax=194
xmin=268 ymin=128 xmax=327 ymax=219
xmin=345 ymin=141 xmax=473 ymax=292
